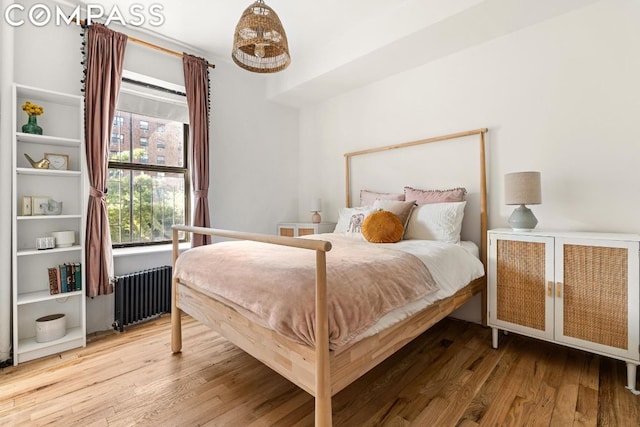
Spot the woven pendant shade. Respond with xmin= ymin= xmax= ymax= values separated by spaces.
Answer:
xmin=232 ymin=0 xmax=291 ymax=73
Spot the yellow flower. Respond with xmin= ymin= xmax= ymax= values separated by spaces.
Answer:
xmin=21 ymin=101 xmax=44 ymax=116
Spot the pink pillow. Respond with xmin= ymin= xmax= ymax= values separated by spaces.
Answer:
xmin=360 ymin=190 xmax=405 ymax=207
xmin=404 ymin=186 xmax=466 ymax=205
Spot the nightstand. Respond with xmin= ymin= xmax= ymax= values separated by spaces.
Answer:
xmin=277 ymin=222 xmax=336 ymax=237
xmin=488 ymin=228 xmax=640 ymax=393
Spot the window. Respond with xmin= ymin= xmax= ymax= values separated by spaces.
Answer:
xmin=156 ymin=140 xmax=165 ymax=149
xmin=111 ymin=133 xmax=123 ymax=144
xmin=157 ymin=124 xmax=165 ymax=133
xmin=113 ymin=115 xmax=124 ymax=127
xmin=107 ymin=110 xmax=189 ymax=247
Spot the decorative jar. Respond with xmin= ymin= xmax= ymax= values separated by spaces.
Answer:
xmin=22 ymin=115 xmax=43 ymax=135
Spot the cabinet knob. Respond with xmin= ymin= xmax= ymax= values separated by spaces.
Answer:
xmin=547 ymin=281 xmax=553 ymax=297
xmin=556 ymin=282 xmax=563 ymax=298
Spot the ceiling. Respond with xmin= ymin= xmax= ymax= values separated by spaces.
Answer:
xmin=77 ymin=0 xmax=598 ymax=107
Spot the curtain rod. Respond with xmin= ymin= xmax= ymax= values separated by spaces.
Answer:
xmin=75 ymin=19 xmax=215 ymax=69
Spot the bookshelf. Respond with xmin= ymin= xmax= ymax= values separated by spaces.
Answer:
xmin=11 ymin=83 xmax=86 ymax=365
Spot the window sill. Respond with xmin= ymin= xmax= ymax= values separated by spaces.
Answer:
xmin=112 ymin=242 xmax=191 ymax=258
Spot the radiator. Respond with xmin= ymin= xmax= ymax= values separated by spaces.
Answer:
xmin=113 ymin=266 xmax=172 ymax=332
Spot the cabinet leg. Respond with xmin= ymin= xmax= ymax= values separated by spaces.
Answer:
xmin=492 ymin=328 xmax=498 ymax=349
xmin=625 ymin=363 xmax=640 ymax=395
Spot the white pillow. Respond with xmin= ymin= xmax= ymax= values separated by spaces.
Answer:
xmin=404 ymin=201 xmax=466 ymax=243
xmin=333 ymin=207 xmax=374 ymax=233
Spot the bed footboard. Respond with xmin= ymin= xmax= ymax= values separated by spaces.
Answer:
xmin=171 ymin=225 xmax=334 ymax=426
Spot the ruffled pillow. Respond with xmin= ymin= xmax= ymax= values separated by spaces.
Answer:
xmin=404 ymin=186 xmax=466 ymax=205
xmin=360 ymin=190 xmax=405 ymax=207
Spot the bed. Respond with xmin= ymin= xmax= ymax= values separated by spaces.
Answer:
xmin=171 ymin=128 xmax=489 ymax=426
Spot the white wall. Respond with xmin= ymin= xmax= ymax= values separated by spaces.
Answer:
xmin=298 ymin=0 xmax=640 ymax=233
xmin=1 ymin=3 xmax=299 ymax=339
xmin=296 ymin=0 xmax=640 ymax=321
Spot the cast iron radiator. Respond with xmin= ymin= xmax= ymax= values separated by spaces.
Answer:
xmin=113 ymin=266 xmax=172 ymax=332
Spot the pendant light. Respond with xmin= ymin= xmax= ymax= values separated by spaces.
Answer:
xmin=232 ymin=0 xmax=291 ymax=73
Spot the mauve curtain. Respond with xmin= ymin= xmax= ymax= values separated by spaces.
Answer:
xmin=84 ymin=24 xmax=127 ymax=297
xmin=183 ymin=54 xmax=211 ymax=246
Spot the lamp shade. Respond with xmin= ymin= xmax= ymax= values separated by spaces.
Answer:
xmin=505 ymin=171 xmax=541 ymax=205
xmin=310 ymin=198 xmax=322 ymax=212
xmin=232 ymin=0 xmax=291 ymax=73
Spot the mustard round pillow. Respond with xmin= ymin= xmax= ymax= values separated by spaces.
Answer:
xmin=362 ymin=210 xmax=404 ymax=243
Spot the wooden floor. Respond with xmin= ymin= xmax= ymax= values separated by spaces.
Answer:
xmin=1 ymin=315 xmax=638 ymax=426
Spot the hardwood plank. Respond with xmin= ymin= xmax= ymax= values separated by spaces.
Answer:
xmin=422 ymin=335 xmax=509 ymax=425
xmin=1 ymin=315 xmax=638 ymax=427
xmin=505 ymin=337 xmax=553 ymax=426
xmin=478 ymin=341 xmax=531 ymax=425
xmin=459 ymin=332 xmax=517 ymax=424
xmin=549 ymin=351 xmax=583 ymax=426
xmin=573 ymin=353 xmax=600 ymax=427
xmin=598 ymin=357 xmax=640 ymax=427
xmin=496 ymin=344 xmax=546 ymax=426
xmin=521 ymin=342 xmax=569 ymax=427
xmin=332 ymin=319 xmax=456 ymax=426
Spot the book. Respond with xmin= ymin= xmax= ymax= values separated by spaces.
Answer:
xmin=48 ymin=267 xmax=59 ymax=295
xmin=56 ymin=267 xmax=61 ymax=294
xmin=65 ymin=263 xmax=74 ymax=292
xmin=74 ymin=262 xmax=82 ymax=291
xmin=59 ymin=264 xmax=68 ymax=293
xmin=68 ymin=263 xmax=76 ymax=292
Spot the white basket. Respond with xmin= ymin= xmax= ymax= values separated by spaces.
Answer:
xmin=35 ymin=313 xmax=66 ymax=343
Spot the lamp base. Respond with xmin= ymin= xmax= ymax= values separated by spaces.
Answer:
xmin=508 ymin=205 xmax=538 ymax=231
xmin=311 ymin=212 xmax=321 ymax=224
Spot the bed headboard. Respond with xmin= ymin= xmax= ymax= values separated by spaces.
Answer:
xmin=344 ymin=128 xmax=488 ymax=267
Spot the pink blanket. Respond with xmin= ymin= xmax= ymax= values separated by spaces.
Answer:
xmin=174 ymin=234 xmax=438 ymax=350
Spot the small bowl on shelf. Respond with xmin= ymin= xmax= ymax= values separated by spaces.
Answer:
xmin=51 ymin=231 xmax=75 ymax=248
xmin=35 ymin=236 xmax=56 ymax=250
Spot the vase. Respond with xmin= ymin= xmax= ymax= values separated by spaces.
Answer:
xmin=22 ymin=115 xmax=43 ymax=135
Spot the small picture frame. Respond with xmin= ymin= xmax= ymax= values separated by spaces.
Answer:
xmin=44 ymin=153 xmax=69 ymax=170
xmin=32 ymin=196 xmax=49 ymax=215
xmin=21 ymin=196 xmax=32 ymax=216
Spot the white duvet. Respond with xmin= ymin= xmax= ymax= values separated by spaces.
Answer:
xmin=331 ymin=236 xmax=485 ymax=345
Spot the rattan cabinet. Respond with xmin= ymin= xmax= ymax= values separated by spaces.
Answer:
xmin=488 ymin=229 xmax=640 ymax=393
xmin=277 ymin=222 xmax=336 ymax=237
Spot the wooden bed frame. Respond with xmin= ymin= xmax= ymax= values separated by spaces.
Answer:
xmin=171 ymin=128 xmax=489 ymax=426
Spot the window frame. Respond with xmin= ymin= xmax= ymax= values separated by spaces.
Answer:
xmin=108 ymin=119 xmax=191 ymax=248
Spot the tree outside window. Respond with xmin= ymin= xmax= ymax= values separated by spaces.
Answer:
xmin=107 ymin=111 xmax=189 ymax=247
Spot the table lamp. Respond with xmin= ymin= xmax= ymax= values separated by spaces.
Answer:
xmin=310 ymin=198 xmax=322 ymax=223
xmin=505 ymin=171 xmax=541 ymax=231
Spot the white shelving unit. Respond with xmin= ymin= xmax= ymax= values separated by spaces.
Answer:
xmin=11 ymin=83 xmax=86 ymax=365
